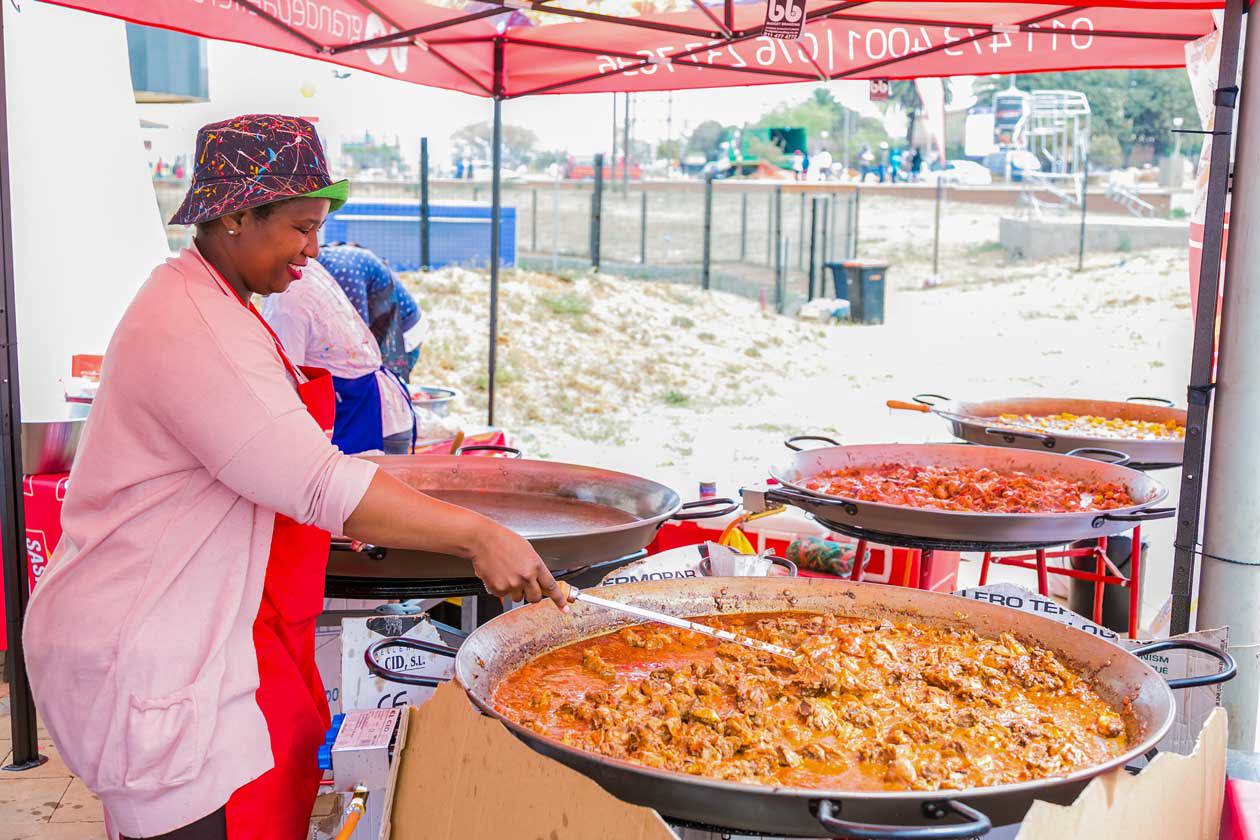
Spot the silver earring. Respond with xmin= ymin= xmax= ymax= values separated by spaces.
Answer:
xmin=227 ymin=229 xmax=238 ymax=236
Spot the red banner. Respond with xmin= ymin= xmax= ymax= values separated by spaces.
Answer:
xmin=44 ymin=0 xmax=1218 ymax=97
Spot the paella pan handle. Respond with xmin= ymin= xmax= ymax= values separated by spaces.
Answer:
xmin=364 ymin=637 xmax=459 ymax=688
xmin=912 ymin=393 xmax=951 ymax=407
xmin=1127 ymin=395 xmax=1176 ymax=407
xmin=887 ymin=400 xmax=933 ymax=414
xmin=1135 ymin=639 xmax=1238 ymax=689
xmin=673 ymin=497 xmax=740 ymax=520
xmin=329 ymin=538 xmax=388 ymax=561
xmin=812 ymin=799 xmax=991 ymax=839
xmin=1093 ymin=507 xmax=1175 ymax=526
xmin=984 ymin=426 xmax=1057 ymax=449
xmin=765 ymin=486 xmax=860 ymax=516
xmin=785 ymin=435 xmax=840 ymax=452
xmin=456 ymin=444 xmax=523 ymax=459
xmin=1066 ymin=447 xmax=1131 ymax=467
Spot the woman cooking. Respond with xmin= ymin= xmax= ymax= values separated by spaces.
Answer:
xmin=22 ymin=115 xmax=564 ymax=840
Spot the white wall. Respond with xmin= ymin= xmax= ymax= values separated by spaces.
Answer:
xmin=4 ymin=1 xmax=169 ymax=418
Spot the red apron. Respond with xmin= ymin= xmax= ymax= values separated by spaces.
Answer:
xmin=204 ymin=258 xmax=335 ymax=839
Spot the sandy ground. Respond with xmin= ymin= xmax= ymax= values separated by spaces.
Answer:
xmin=403 ymin=196 xmax=1193 ymax=624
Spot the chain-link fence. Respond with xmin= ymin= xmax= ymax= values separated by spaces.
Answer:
xmin=153 ymin=153 xmax=1186 ymax=313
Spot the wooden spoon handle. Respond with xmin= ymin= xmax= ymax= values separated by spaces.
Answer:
xmin=887 ymin=400 xmax=933 ymax=413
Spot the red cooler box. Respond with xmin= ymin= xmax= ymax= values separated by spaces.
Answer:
xmin=0 ymin=473 xmax=70 ymax=651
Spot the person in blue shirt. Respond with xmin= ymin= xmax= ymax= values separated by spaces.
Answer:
xmin=889 ymin=145 xmax=904 ymax=183
xmin=390 ymin=278 xmax=422 ymax=379
xmin=319 ymin=242 xmax=422 ymax=380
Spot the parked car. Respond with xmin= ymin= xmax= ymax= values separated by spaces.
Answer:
xmin=924 ymin=160 xmax=993 ymax=186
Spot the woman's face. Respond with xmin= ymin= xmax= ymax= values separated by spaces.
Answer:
xmin=228 ymin=197 xmax=331 ymax=296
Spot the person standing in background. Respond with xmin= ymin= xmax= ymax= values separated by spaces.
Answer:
xmin=262 ymin=257 xmax=417 ymax=455
xmin=810 ymin=148 xmax=833 ymax=182
xmin=318 ymin=242 xmax=422 ymax=381
xmin=389 ymin=277 xmax=423 ymax=381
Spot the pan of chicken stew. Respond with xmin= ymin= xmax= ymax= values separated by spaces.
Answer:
xmin=452 ymin=577 xmax=1232 ymax=837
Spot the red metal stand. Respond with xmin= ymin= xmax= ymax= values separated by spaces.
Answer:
xmin=977 ymin=526 xmax=1143 ymax=635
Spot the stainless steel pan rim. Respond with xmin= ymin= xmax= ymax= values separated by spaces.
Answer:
xmin=368 ymin=454 xmax=687 ymax=541
xmin=765 ymin=441 xmax=1171 ymax=546
xmin=454 ymin=587 xmax=1170 ymax=803
xmin=434 ymin=577 xmax=1232 ymax=835
xmin=329 ymin=455 xmax=737 ymax=580
xmin=910 ymin=394 xmax=1186 ymax=468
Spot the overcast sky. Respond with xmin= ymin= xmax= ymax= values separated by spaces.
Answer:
xmin=138 ymin=37 xmax=975 ymax=168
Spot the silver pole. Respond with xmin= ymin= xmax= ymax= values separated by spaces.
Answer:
xmin=487 ymin=41 xmax=504 ymax=426
xmin=1198 ymin=2 xmax=1260 ymax=751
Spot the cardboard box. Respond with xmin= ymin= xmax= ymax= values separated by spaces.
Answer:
xmin=381 ymin=683 xmax=674 ymax=840
xmin=379 ymin=684 xmax=1227 ymax=840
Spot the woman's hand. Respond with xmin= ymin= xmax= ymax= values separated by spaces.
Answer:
xmin=469 ymin=525 xmax=567 ymax=608
xmin=343 ymin=468 xmax=567 ymax=608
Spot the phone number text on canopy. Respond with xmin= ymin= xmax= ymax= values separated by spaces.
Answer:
xmin=590 ymin=18 xmax=1099 ymax=78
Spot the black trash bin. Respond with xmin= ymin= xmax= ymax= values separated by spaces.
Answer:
xmin=824 ymin=262 xmax=849 ymax=301
xmin=842 ymin=259 xmax=888 ymax=324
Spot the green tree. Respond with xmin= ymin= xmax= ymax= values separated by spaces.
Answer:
xmin=752 ymin=86 xmax=889 ymax=167
xmin=655 ymin=137 xmax=683 ymax=163
xmin=684 ymin=119 xmax=730 ymax=160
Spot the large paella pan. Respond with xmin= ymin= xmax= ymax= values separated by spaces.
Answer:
xmin=745 ymin=440 xmax=1172 ymax=550
xmin=367 ymin=578 xmax=1233 ymax=837
xmin=894 ymin=394 xmax=1186 ymax=470
xmin=329 ymin=452 xmax=735 ymax=580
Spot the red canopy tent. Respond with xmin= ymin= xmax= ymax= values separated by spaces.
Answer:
xmin=1 ymin=0 xmax=1243 ymax=774
xmin=41 ymin=0 xmax=1220 ymax=96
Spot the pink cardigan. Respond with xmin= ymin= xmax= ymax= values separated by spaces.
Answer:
xmin=23 ymin=247 xmax=378 ymax=837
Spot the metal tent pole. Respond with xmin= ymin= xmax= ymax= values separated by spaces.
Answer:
xmin=487 ymin=39 xmax=504 ymax=427
xmin=1197 ymin=0 xmax=1260 ymax=750
xmin=1171 ymin=0 xmax=1246 ymax=636
xmin=419 ymin=137 xmax=430 ymax=270
xmin=0 ymin=10 xmax=45 ymax=772
xmin=623 ymin=93 xmax=631 ymax=196
xmin=590 ymin=153 xmax=604 ymax=271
